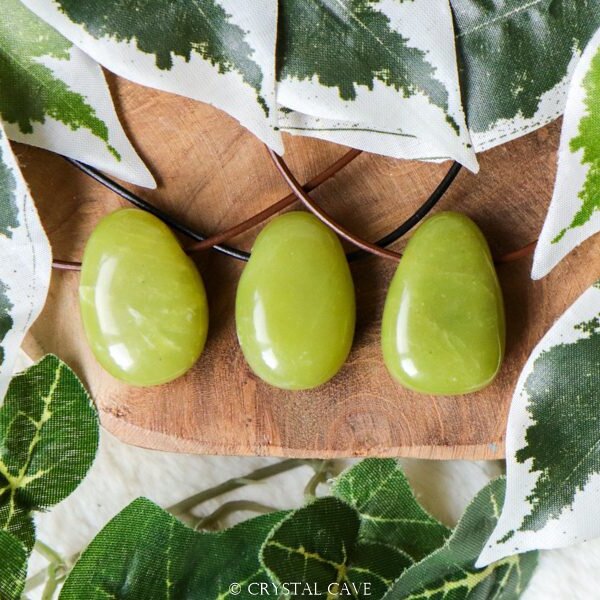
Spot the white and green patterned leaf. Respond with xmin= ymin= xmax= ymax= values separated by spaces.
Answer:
xmin=478 ymin=281 xmax=600 ymax=566
xmin=22 ymin=0 xmax=282 ymax=153
xmin=276 ymin=0 xmax=477 ymax=171
xmin=0 ymin=354 xmax=99 ymax=550
xmin=261 ymin=496 xmax=411 ymax=599
xmin=332 ymin=458 xmax=450 ymax=562
xmin=60 ymin=497 xmax=288 ymax=599
xmin=532 ymin=27 xmax=600 ymax=279
xmin=0 ymin=124 xmax=51 ymax=406
xmin=385 ymin=478 xmax=538 ymax=600
xmin=452 ymin=0 xmax=600 ymax=152
xmin=0 ymin=531 xmax=27 ymax=600
xmin=0 ymin=0 xmax=154 ymax=187
xmin=277 ymin=109 xmax=458 ymax=164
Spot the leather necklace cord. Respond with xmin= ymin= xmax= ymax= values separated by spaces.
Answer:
xmin=495 ymin=240 xmax=538 ymax=264
xmin=185 ymin=148 xmax=363 ymax=254
xmin=53 ymin=148 xmax=456 ymax=270
xmin=52 ymin=148 xmax=536 ymax=270
xmin=271 ymin=148 xmax=417 ymax=261
xmin=267 ymin=149 xmax=537 ymax=265
xmin=53 ymin=150 xmax=361 ymax=269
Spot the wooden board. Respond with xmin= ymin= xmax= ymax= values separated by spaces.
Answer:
xmin=16 ymin=74 xmax=600 ymax=460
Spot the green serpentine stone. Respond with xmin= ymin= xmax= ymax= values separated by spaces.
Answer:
xmin=381 ymin=212 xmax=505 ymax=395
xmin=236 ymin=212 xmax=355 ymax=390
xmin=79 ymin=209 xmax=208 ymax=387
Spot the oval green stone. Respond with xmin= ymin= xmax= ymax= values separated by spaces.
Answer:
xmin=236 ymin=212 xmax=356 ymax=390
xmin=381 ymin=212 xmax=505 ymax=395
xmin=79 ymin=209 xmax=209 ymax=387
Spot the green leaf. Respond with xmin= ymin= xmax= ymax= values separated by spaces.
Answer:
xmin=563 ymin=47 xmax=600 ymax=237
xmin=277 ymin=0 xmax=449 ymax=116
xmin=532 ymin=29 xmax=600 ymax=278
xmin=60 ymin=497 xmax=289 ymax=599
xmin=1 ymin=0 xmax=113 ymax=153
xmin=0 ymin=141 xmax=17 ymax=238
xmin=0 ymin=282 xmax=13 ymax=367
xmin=516 ymin=314 xmax=600 ymax=531
xmin=261 ymin=497 xmax=359 ymax=598
xmin=0 ymin=531 xmax=27 ymax=600
xmin=275 ymin=0 xmax=477 ymax=170
xmin=333 ymin=459 xmax=450 ymax=562
xmin=0 ymin=0 xmax=154 ymax=187
xmin=478 ymin=282 xmax=600 ymax=565
xmin=0 ymin=122 xmax=52 ymax=405
xmin=452 ymin=0 xmax=600 ymax=149
xmin=261 ymin=496 xmax=411 ymax=599
xmin=22 ymin=0 xmax=281 ymax=150
xmin=347 ymin=541 xmax=413 ymax=600
xmin=0 ymin=506 xmax=35 ymax=553
xmin=384 ymin=478 xmax=538 ymax=600
xmin=0 ymin=355 xmax=98 ymax=549
xmin=57 ymin=0 xmax=267 ymax=112
xmin=0 ymin=129 xmax=17 ymax=368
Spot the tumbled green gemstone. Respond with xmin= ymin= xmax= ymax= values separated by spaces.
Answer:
xmin=236 ymin=212 xmax=355 ymax=390
xmin=79 ymin=209 xmax=209 ymax=387
xmin=381 ymin=212 xmax=505 ymax=395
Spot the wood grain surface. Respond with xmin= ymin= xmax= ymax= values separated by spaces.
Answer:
xmin=16 ymin=74 xmax=600 ymax=460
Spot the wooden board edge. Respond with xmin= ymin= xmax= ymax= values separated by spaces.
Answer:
xmin=99 ymin=411 xmax=505 ymax=461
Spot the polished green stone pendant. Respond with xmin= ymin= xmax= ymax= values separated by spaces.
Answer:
xmin=236 ymin=211 xmax=356 ymax=390
xmin=79 ymin=209 xmax=209 ymax=387
xmin=381 ymin=212 xmax=505 ymax=395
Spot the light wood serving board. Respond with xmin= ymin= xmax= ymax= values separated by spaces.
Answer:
xmin=17 ymin=75 xmax=600 ymax=460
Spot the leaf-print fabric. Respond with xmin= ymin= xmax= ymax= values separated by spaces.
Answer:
xmin=0 ymin=0 xmax=154 ymax=187
xmin=20 ymin=0 xmax=283 ymax=152
xmin=532 ymin=29 xmax=600 ymax=279
xmin=452 ymin=0 xmax=600 ymax=152
xmin=277 ymin=0 xmax=477 ymax=170
xmin=0 ymin=125 xmax=51 ymax=406
xmin=478 ymin=282 xmax=600 ymax=566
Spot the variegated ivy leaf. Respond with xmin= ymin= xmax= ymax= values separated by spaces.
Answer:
xmin=22 ymin=0 xmax=283 ymax=153
xmin=261 ymin=496 xmax=411 ymax=599
xmin=452 ymin=0 xmax=600 ymax=152
xmin=478 ymin=281 xmax=600 ymax=566
xmin=0 ymin=284 xmax=11 ymax=367
xmin=0 ymin=531 xmax=27 ymax=600
xmin=332 ymin=458 xmax=450 ymax=563
xmin=277 ymin=109 xmax=458 ymax=164
xmin=61 ymin=498 xmax=289 ymax=599
xmin=276 ymin=0 xmax=477 ymax=171
xmin=0 ymin=150 xmax=17 ymax=238
xmin=385 ymin=478 xmax=538 ymax=600
xmin=532 ymin=28 xmax=600 ymax=279
xmin=0 ymin=124 xmax=51 ymax=404
xmin=1 ymin=0 xmax=154 ymax=187
xmin=0 ymin=354 xmax=99 ymax=550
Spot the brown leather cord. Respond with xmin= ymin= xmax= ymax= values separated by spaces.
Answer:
xmin=56 ymin=146 xmax=457 ymax=270
xmin=268 ymin=148 xmax=538 ymax=265
xmin=267 ymin=147 xmax=403 ymax=261
xmin=53 ymin=148 xmax=538 ymax=270
xmin=186 ymin=148 xmax=362 ymax=254
xmin=495 ymin=240 xmax=537 ymax=264
xmin=52 ymin=259 xmax=83 ymax=271
xmin=52 ymin=149 xmax=362 ymax=271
